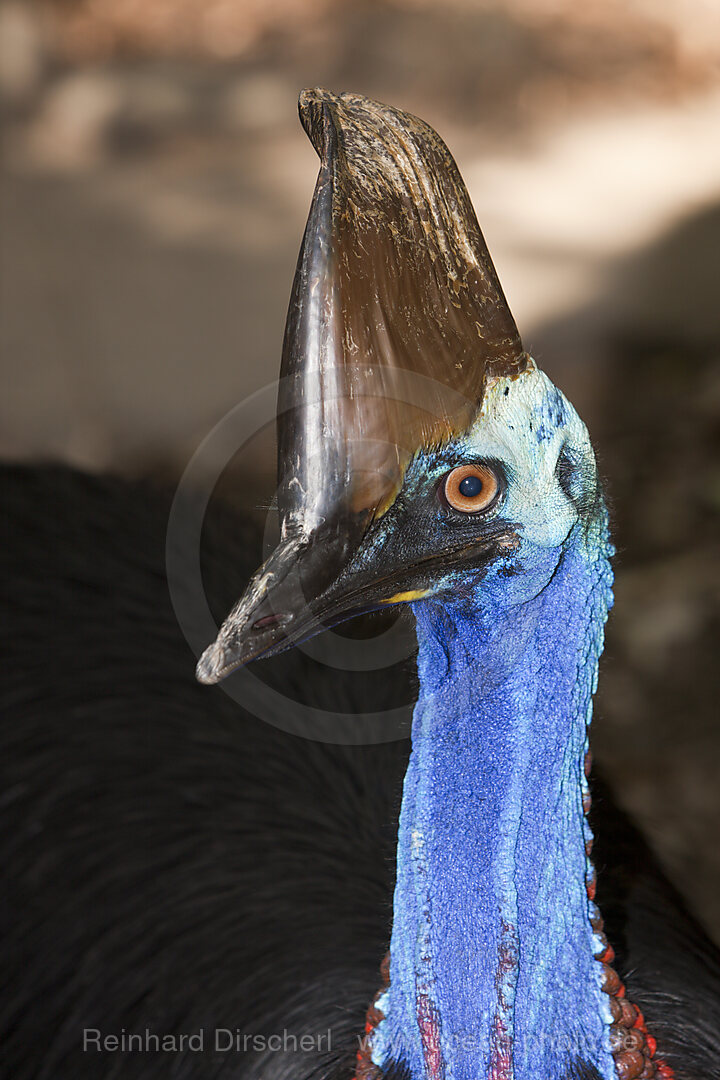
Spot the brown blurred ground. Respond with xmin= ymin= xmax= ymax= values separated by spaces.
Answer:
xmin=1 ymin=0 xmax=719 ymax=937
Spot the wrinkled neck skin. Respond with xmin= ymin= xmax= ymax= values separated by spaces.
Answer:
xmin=371 ymin=518 xmax=615 ymax=1080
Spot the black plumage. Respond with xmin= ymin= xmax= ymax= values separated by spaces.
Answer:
xmin=1 ymin=464 xmax=718 ymax=1080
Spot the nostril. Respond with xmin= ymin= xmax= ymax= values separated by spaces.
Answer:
xmin=251 ymin=613 xmax=288 ymax=632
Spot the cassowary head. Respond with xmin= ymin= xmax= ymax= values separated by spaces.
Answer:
xmin=197 ymin=88 xmax=604 ymax=685
xmin=193 ymin=90 xmax=676 ymax=1080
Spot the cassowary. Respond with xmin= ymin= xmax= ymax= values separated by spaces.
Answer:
xmin=1 ymin=90 xmax=718 ymax=1080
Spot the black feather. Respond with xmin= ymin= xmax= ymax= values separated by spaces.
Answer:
xmin=563 ymin=1062 xmax=603 ymax=1080
xmin=1 ymin=465 xmax=718 ymax=1080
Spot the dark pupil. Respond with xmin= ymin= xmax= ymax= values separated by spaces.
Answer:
xmin=459 ymin=474 xmax=483 ymax=498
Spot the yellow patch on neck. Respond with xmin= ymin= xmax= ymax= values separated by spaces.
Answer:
xmin=382 ymin=588 xmax=430 ymax=604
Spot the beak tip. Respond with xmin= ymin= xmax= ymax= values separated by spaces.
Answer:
xmin=195 ymin=641 xmax=227 ymax=686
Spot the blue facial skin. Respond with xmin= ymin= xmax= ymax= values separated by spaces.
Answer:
xmin=369 ymin=368 xmax=616 ymax=1080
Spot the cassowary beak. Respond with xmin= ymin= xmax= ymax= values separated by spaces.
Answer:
xmin=196 ymin=89 xmax=526 ymax=685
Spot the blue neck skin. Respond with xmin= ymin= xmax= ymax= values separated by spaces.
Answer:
xmin=371 ymin=521 xmax=615 ymax=1080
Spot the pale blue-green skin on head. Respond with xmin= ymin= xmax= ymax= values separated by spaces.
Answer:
xmin=370 ymin=364 xmax=616 ymax=1080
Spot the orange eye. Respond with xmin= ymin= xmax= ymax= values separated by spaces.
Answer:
xmin=443 ymin=464 xmax=499 ymax=514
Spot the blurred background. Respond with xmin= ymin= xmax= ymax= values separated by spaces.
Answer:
xmin=1 ymin=0 xmax=719 ymax=936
